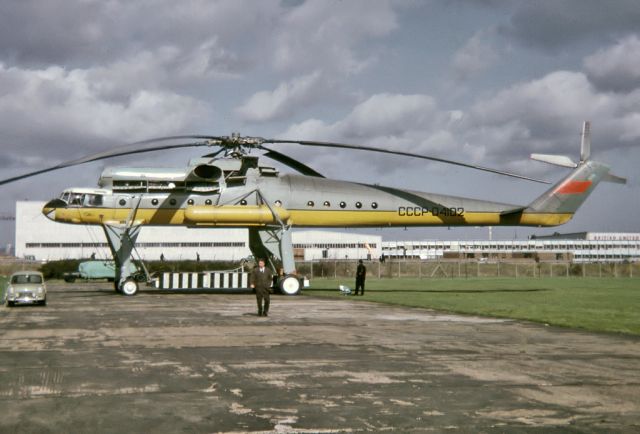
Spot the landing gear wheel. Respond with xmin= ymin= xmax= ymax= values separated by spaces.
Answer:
xmin=279 ymin=275 xmax=301 ymax=296
xmin=120 ymin=279 xmax=139 ymax=296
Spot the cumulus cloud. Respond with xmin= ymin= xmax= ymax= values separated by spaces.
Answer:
xmin=272 ymin=0 xmax=398 ymax=75
xmin=235 ymin=71 xmax=328 ymax=122
xmin=584 ymin=35 xmax=640 ymax=92
xmin=502 ymin=0 xmax=640 ymax=51
xmin=0 ymin=63 xmax=211 ymax=165
xmin=452 ymin=29 xmax=499 ymax=80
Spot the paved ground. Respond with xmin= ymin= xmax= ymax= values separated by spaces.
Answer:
xmin=0 ymin=282 xmax=639 ymax=433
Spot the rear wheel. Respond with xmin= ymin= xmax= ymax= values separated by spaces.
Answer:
xmin=278 ymin=275 xmax=301 ymax=296
xmin=120 ymin=279 xmax=139 ymax=296
xmin=6 ymin=300 xmax=14 ymax=308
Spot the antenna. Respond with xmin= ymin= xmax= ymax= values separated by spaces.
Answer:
xmin=580 ymin=121 xmax=591 ymax=162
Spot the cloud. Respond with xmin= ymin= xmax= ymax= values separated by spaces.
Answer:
xmin=452 ymin=29 xmax=500 ymax=80
xmin=235 ymin=71 xmax=329 ymax=122
xmin=0 ymin=0 xmax=281 ymax=68
xmin=501 ymin=0 xmax=640 ymax=51
xmin=272 ymin=0 xmax=398 ymax=75
xmin=584 ymin=35 xmax=640 ymax=92
xmin=0 ymin=62 xmax=211 ymax=166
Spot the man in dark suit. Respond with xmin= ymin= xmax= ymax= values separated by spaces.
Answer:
xmin=250 ymin=258 xmax=273 ymax=317
xmin=354 ymin=259 xmax=366 ymax=295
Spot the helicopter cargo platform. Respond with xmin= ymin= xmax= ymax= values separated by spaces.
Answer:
xmin=1 ymin=281 xmax=639 ymax=433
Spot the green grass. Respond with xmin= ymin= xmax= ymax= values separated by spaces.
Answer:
xmin=308 ymin=277 xmax=640 ymax=335
xmin=0 ymin=275 xmax=6 ymax=301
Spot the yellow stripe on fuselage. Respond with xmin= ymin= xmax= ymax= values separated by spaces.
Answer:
xmin=51 ymin=207 xmax=573 ymax=228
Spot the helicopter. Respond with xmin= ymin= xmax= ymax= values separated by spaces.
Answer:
xmin=0 ymin=122 xmax=625 ymax=296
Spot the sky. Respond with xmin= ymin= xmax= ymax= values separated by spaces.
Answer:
xmin=1 ymin=0 xmax=639 ymax=247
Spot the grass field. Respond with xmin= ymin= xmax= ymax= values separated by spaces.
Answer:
xmin=308 ymin=277 xmax=640 ymax=336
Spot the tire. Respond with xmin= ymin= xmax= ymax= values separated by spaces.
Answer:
xmin=6 ymin=301 xmax=14 ymax=308
xmin=41 ymin=299 xmax=47 ymax=306
xmin=120 ymin=279 xmax=139 ymax=296
xmin=64 ymin=276 xmax=75 ymax=283
xmin=278 ymin=275 xmax=301 ymax=296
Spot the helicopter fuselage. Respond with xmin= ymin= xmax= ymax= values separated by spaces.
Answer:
xmin=42 ymin=157 xmax=572 ymax=229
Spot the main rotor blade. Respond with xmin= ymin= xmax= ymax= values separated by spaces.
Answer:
xmin=0 ymin=136 xmax=222 ymax=186
xmin=259 ymin=146 xmax=325 ymax=178
xmin=264 ymin=139 xmax=550 ymax=184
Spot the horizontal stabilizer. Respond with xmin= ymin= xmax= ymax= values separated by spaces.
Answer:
xmin=603 ymin=173 xmax=627 ymax=184
xmin=530 ymin=153 xmax=577 ymax=168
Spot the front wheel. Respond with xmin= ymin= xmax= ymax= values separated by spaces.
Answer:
xmin=278 ymin=275 xmax=301 ymax=296
xmin=120 ymin=279 xmax=139 ymax=296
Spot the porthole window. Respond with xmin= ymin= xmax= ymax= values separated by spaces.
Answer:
xmin=205 ymin=199 xmax=212 ymax=205
xmin=323 ymin=201 xmax=331 ymax=207
xmin=151 ymin=199 xmax=159 ymax=206
xmin=240 ymin=199 xmax=247 ymax=205
xmin=355 ymin=202 xmax=362 ymax=209
xmin=339 ymin=201 xmax=346 ymax=209
xmin=371 ymin=202 xmax=378 ymax=209
xmin=275 ymin=200 xmax=282 ymax=207
xmin=307 ymin=200 xmax=315 ymax=207
xmin=119 ymin=199 xmax=126 ymax=206
xmin=169 ymin=198 xmax=177 ymax=206
xmin=187 ymin=199 xmax=194 ymax=205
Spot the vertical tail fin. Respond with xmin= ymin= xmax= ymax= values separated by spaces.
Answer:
xmin=526 ymin=121 xmax=625 ymax=216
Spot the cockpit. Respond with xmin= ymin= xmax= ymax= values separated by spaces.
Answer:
xmin=59 ymin=190 xmax=105 ymax=207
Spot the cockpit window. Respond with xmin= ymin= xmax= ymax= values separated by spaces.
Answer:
xmin=68 ymin=193 xmax=84 ymax=206
xmin=60 ymin=192 xmax=70 ymax=202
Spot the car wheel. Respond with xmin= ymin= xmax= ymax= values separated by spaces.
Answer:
xmin=6 ymin=301 xmax=14 ymax=307
xmin=120 ymin=279 xmax=139 ymax=296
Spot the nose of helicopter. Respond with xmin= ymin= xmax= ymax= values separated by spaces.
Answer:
xmin=42 ymin=198 xmax=67 ymax=221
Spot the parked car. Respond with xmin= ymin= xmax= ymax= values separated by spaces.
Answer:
xmin=5 ymin=271 xmax=47 ymax=307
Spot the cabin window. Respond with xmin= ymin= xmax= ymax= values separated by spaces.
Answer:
xmin=355 ymin=202 xmax=362 ymax=209
xmin=323 ymin=201 xmax=330 ymax=207
xmin=85 ymin=194 xmax=103 ymax=206
xmin=307 ymin=200 xmax=314 ymax=207
xmin=275 ymin=200 xmax=282 ymax=207
xmin=371 ymin=202 xmax=378 ymax=209
xmin=151 ymin=199 xmax=159 ymax=206
xmin=205 ymin=199 xmax=212 ymax=205
xmin=339 ymin=201 xmax=346 ymax=209
xmin=118 ymin=199 xmax=127 ymax=206
xmin=240 ymin=199 xmax=247 ymax=205
xmin=169 ymin=199 xmax=177 ymax=206
xmin=187 ymin=199 xmax=194 ymax=205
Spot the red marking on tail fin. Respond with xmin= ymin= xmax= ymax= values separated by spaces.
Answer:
xmin=555 ymin=180 xmax=592 ymax=194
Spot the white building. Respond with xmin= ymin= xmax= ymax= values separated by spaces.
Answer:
xmin=15 ymin=201 xmax=381 ymax=262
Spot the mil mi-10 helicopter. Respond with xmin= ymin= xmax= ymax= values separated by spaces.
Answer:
xmin=0 ymin=122 xmax=625 ymax=296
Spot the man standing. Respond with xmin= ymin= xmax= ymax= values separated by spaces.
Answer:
xmin=354 ymin=259 xmax=366 ymax=296
xmin=250 ymin=258 xmax=273 ymax=316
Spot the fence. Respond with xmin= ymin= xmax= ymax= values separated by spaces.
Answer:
xmin=295 ymin=259 xmax=640 ymax=279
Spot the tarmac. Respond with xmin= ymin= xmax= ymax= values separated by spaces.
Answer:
xmin=0 ymin=282 xmax=639 ymax=433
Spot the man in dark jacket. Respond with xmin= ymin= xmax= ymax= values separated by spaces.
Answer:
xmin=250 ymin=258 xmax=273 ymax=316
xmin=354 ymin=259 xmax=366 ymax=295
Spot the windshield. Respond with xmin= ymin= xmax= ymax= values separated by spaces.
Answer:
xmin=11 ymin=274 xmax=43 ymax=284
